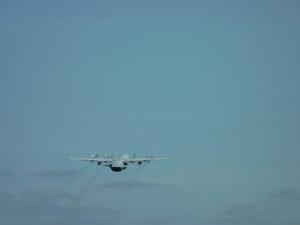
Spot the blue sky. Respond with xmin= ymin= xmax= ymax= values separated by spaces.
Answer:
xmin=1 ymin=1 xmax=300 ymax=224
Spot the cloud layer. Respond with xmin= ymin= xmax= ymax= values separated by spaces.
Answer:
xmin=29 ymin=169 xmax=85 ymax=178
xmin=97 ymin=180 xmax=175 ymax=189
xmin=0 ymin=188 xmax=116 ymax=225
xmin=210 ymin=188 xmax=300 ymax=225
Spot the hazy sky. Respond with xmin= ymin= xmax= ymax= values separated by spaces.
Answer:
xmin=1 ymin=1 xmax=300 ymax=225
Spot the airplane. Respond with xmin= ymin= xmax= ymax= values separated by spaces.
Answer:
xmin=67 ymin=154 xmax=171 ymax=172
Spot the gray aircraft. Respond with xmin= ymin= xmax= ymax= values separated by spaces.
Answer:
xmin=67 ymin=154 xmax=170 ymax=172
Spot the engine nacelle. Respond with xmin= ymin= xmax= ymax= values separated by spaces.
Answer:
xmin=92 ymin=154 xmax=99 ymax=158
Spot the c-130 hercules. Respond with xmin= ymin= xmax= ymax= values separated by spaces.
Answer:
xmin=67 ymin=154 xmax=171 ymax=172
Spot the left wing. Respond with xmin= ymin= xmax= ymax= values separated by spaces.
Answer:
xmin=124 ymin=156 xmax=171 ymax=164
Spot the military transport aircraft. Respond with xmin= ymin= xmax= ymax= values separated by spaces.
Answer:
xmin=67 ymin=154 xmax=171 ymax=172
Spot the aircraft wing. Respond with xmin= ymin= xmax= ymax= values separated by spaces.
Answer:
xmin=67 ymin=157 xmax=113 ymax=163
xmin=124 ymin=157 xmax=171 ymax=164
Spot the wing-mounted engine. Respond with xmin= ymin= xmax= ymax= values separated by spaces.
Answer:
xmin=146 ymin=154 xmax=154 ymax=163
xmin=91 ymin=154 xmax=99 ymax=158
xmin=106 ymin=153 xmax=113 ymax=159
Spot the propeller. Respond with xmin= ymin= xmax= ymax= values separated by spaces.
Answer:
xmin=146 ymin=154 xmax=152 ymax=164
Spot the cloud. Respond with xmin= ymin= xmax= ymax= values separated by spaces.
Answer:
xmin=214 ymin=203 xmax=265 ymax=225
xmin=0 ymin=170 xmax=15 ymax=177
xmin=97 ymin=180 xmax=175 ymax=190
xmin=141 ymin=216 xmax=179 ymax=225
xmin=210 ymin=188 xmax=300 ymax=225
xmin=270 ymin=188 xmax=300 ymax=203
xmin=0 ymin=188 xmax=117 ymax=225
xmin=29 ymin=169 xmax=85 ymax=178
xmin=0 ymin=169 xmax=85 ymax=179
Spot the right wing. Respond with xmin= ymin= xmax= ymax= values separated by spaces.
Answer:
xmin=67 ymin=157 xmax=113 ymax=163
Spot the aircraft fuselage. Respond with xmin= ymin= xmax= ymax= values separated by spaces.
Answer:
xmin=108 ymin=157 xmax=128 ymax=172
